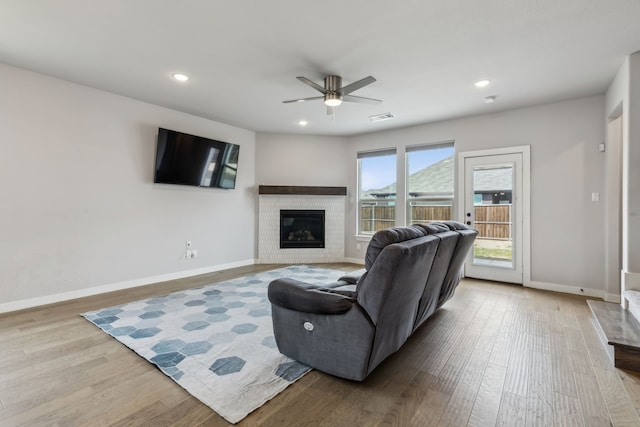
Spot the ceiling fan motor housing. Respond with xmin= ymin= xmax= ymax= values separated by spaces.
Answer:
xmin=324 ymin=75 xmax=343 ymax=106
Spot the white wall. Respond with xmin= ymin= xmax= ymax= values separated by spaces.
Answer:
xmin=0 ymin=63 xmax=256 ymax=311
xmin=628 ymin=53 xmax=640 ymax=275
xmin=255 ymin=133 xmax=349 ymax=186
xmin=346 ymin=96 xmax=606 ymax=292
xmin=606 ymin=52 xmax=640 ymax=293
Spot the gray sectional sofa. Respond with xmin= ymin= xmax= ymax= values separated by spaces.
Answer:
xmin=267 ymin=221 xmax=477 ymax=381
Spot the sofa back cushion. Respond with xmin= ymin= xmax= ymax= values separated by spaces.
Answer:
xmin=412 ymin=230 xmax=460 ymax=329
xmin=357 ymin=234 xmax=440 ymax=372
xmin=364 ymin=226 xmax=425 ymax=271
xmin=438 ymin=228 xmax=477 ymax=307
xmin=413 ymin=222 xmax=450 ymax=235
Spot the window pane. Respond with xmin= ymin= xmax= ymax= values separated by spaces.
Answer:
xmin=358 ymin=151 xmax=396 ymax=235
xmin=406 ymin=144 xmax=454 ymax=225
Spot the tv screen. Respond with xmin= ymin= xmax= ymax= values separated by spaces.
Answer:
xmin=154 ymin=128 xmax=240 ymax=189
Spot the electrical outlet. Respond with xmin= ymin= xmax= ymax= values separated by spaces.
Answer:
xmin=186 ymin=241 xmax=192 ymax=249
xmin=186 ymin=250 xmax=192 ymax=259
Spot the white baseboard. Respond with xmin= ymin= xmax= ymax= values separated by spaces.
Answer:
xmin=0 ymin=259 xmax=256 ymax=314
xmin=526 ymin=280 xmax=606 ymax=300
xmin=3 ymin=259 xmax=612 ymax=314
xmin=604 ymin=293 xmax=622 ymax=304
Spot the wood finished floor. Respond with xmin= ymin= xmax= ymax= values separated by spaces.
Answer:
xmin=2 ymin=263 xmax=640 ymax=426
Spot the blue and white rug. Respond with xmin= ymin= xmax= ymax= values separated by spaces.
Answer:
xmin=82 ymin=265 xmax=345 ymax=424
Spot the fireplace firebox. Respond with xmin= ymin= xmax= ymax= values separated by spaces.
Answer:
xmin=280 ymin=210 xmax=325 ymax=249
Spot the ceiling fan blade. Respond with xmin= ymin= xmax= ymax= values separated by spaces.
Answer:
xmin=339 ymin=76 xmax=376 ymax=95
xmin=297 ymin=76 xmax=327 ymax=94
xmin=343 ymin=94 xmax=382 ymax=104
xmin=282 ymin=96 xmax=324 ymax=104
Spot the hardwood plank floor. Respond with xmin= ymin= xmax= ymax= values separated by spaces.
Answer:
xmin=2 ymin=264 xmax=640 ymax=426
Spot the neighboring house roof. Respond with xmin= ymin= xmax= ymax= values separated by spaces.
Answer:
xmin=473 ymin=168 xmax=513 ymax=192
xmin=408 ymin=155 xmax=454 ymax=194
xmin=363 ymin=155 xmax=511 ymax=198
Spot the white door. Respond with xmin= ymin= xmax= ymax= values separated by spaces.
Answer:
xmin=459 ymin=148 xmax=529 ymax=284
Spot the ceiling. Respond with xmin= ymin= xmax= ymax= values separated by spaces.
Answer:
xmin=2 ymin=1 xmax=639 ymax=136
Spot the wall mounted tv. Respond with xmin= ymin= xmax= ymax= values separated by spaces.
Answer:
xmin=154 ymin=128 xmax=240 ymax=189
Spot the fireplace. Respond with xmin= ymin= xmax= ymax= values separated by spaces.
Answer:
xmin=280 ymin=209 xmax=325 ymax=249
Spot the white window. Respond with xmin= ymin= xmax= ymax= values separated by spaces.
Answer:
xmin=406 ymin=142 xmax=455 ymax=225
xmin=357 ymin=149 xmax=397 ymax=235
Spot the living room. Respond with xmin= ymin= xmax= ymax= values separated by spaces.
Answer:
xmin=2 ymin=1 xmax=640 ymax=425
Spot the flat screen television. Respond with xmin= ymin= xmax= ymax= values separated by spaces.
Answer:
xmin=154 ymin=128 xmax=240 ymax=189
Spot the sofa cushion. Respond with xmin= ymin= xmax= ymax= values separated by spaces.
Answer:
xmin=413 ymin=230 xmax=460 ymax=329
xmin=438 ymin=228 xmax=478 ymax=306
xmin=364 ymin=226 xmax=426 ymax=270
xmin=268 ymin=278 xmax=355 ymax=314
xmin=442 ymin=221 xmax=469 ymax=230
xmin=358 ymin=234 xmax=440 ymax=370
xmin=337 ymin=269 xmax=366 ymax=284
xmin=413 ymin=222 xmax=450 ymax=235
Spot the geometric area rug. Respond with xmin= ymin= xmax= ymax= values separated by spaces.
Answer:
xmin=82 ymin=265 xmax=345 ymax=424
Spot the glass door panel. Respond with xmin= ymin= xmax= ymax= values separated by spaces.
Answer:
xmin=472 ymin=166 xmax=514 ymax=269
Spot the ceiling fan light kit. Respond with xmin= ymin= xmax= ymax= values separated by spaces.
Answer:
xmin=324 ymin=93 xmax=343 ymax=107
xmin=283 ymin=74 xmax=382 ymax=110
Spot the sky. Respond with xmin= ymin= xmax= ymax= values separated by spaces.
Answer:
xmin=360 ymin=146 xmax=453 ymax=191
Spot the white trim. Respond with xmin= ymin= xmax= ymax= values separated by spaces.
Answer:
xmin=0 ymin=259 xmax=256 ymax=314
xmin=526 ymin=280 xmax=606 ymax=300
xmin=343 ymin=257 xmax=365 ymax=265
xmin=623 ymin=270 xmax=640 ymax=291
xmin=457 ymin=145 xmax=531 ymax=286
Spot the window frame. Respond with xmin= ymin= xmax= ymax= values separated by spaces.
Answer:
xmin=405 ymin=141 xmax=455 ymax=226
xmin=356 ymin=148 xmax=397 ymax=236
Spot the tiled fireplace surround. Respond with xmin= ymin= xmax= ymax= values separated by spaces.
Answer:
xmin=258 ymin=186 xmax=346 ymax=264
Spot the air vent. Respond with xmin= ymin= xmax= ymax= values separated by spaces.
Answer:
xmin=369 ymin=112 xmax=395 ymax=123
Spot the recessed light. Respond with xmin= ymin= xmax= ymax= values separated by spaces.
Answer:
xmin=474 ymin=79 xmax=491 ymax=88
xmin=171 ymin=73 xmax=189 ymax=82
xmin=298 ymin=120 xmax=308 ymax=126
xmin=484 ymin=96 xmax=496 ymax=104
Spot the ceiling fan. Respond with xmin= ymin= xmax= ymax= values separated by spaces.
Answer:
xmin=282 ymin=75 xmax=382 ymax=109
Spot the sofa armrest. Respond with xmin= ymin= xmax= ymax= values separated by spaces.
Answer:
xmin=338 ymin=268 xmax=366 ymax=284
xmin=268 ymin=278 xmax=355 ymax=314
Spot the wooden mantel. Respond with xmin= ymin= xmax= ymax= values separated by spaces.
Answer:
xmin=258 ymin=185 xmax=347 ymax=196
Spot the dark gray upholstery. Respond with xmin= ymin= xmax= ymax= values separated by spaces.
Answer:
xmin=364 ymin=225 xmax=425 ymax=270
xmin=267 ymin=221 xmax=477 ymax=381
xmin=412 ymin=229 xmax=460 ymax=329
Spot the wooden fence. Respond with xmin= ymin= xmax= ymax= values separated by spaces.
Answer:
xmin=359 ymin=205 xmax=396 ymax=233
xmin=359 ymin=204 xmax=511 ymax=239
xmin=410 ymin=206 xmax=452 ymax=223
xmin=474 ymin=205 xmax=511 ymax=240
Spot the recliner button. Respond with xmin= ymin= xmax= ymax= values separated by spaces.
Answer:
xmin=303 ymin=321 xmax=314 ymax=331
